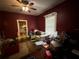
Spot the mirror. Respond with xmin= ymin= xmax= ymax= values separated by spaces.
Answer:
xmin=17 ymin=20 xmax=28 ymax=40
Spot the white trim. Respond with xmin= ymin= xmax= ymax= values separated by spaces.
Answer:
xmin=44 ymin=12 xmax=57 ymax=18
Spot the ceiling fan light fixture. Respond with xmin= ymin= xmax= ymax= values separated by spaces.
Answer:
xmin=16 ymin=0 xmax=36 ymax=12
xmin=22 ymin=6 xmax=29 ymax=11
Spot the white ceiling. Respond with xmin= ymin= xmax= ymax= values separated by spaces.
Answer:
xmin=0 ymin=0 xmax=65 ymax=15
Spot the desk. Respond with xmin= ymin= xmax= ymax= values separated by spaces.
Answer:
xmin=51 ymin=40 xmax=62 ymax=48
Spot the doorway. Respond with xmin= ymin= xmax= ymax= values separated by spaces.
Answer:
xmin=17 ymin=20 xmax=28 ymax=40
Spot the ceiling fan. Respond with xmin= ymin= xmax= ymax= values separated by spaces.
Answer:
xmin=11 ymin=0 xmax=37 ymax=12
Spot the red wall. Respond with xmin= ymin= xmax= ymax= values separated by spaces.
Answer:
xmin=36 ymin=16 xmax=45 ymax=31
xmin=0 ymin=12 xmax=2 ymax=31
xmin=0 ymin=12 xmax=1 ymax=30
xmin=37 ymin=0 xmax=79 ymax=32
xmin=0 ymin=11 xmax=37 ymax=38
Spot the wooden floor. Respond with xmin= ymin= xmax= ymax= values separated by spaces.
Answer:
xmin=8 ymin=40 xmax=37 ymax=59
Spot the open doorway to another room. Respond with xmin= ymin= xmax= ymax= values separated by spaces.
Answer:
xmin=17 ymin=20 xmax=28 ymax=41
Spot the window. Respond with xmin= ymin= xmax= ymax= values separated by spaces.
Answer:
xmin=44 ymin=12 xmax=57 ymax=35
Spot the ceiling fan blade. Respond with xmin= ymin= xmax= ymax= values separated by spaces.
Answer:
xmin=17 ymin=0 xmax=22 ymax=3
xmin=10 ymin=5 xmax=19 ymax=7
xmin=28 ymin=10 xmax=31 ymax=13
xmin=17 ymin=0 xmax=29 ymax=5
xmin=29 ymin=3 xmax=34 ymax=6
xmin=30 ymin=7 xmax=37 ymax=10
